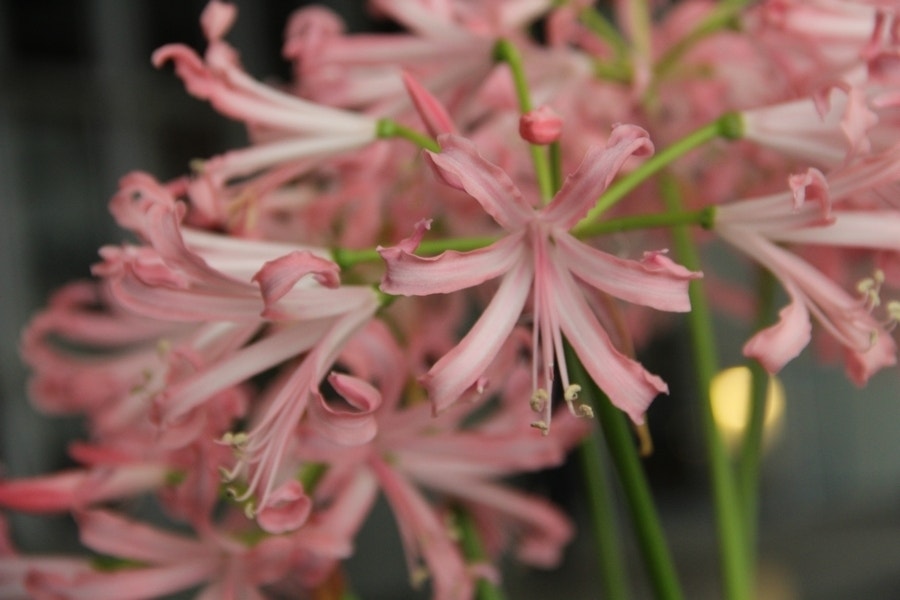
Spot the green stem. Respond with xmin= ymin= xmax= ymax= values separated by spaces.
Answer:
xmin=660 ymin=174 xmax=751 ymax=600
xmin=455 ymin=507 xmax=507 ymax=600
xmin=493 ymin=39 xmax=555 ymax=203
xmin=578 ymin=5 xmax=630 ymax=61
xmin=574 ymin=207 xmax=715 ymax=238
xmin=334 ymin=207 xmax=716 ymax=270
xmin=376 ymin=118 xmax=440 ymax=152
xmin=578 ymin=113 xmax=741 ymax=226
xmin=653 ymin=1 xmax=748 ymax=80
xmin=737 ymin=267 xmax=777 ymax=561
xmin=568 ymin=346 xmax=684 ymax=600
xmin=579 ymin=428 xmax=632 ymax=600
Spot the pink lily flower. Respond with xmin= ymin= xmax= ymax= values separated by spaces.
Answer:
xmin=380 ymin=126 xmax=699 ymax=427
xmin=715 ymin=160 xmax=900 ymax=382
xmin=294 ymin=321 xmax=586 ymax=599
xmin=20 ymin=508 xmax=355 ymax=600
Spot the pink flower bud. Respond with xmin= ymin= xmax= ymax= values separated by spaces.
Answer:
xmin=519 ymin=105 xmax=563 ymax=145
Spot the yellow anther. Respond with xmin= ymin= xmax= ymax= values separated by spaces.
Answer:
xmin=564 ymin=384 xmax=582 ymax=402
xmin=576 ymin=403 xmax=594 ymax=418
xmin=530 ymin=420 xmax=550 ymax=435
xmin=243 ymin=500 xmax=256 ymax=520
xmin=530 ymin=389 xmax=549 ymax=412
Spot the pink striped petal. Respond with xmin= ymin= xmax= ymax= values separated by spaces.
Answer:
xmin=76 ymin=510 xmax=203 ymax=564
xmin=379 ymin=232 xmax=525 ymax=296
xmin=551 ymin=267 xmax=667 ymax=424
xmin=307 ymin=372 xmax=382 ymax=446
xmin=252 ymin=251 xmax=340 ymax=314
xmin=426 ymin=135 xmax=533 ymax=230
xmin=256 ymin=480 xmax=312 ymax=534
xmin=402 ymin=71 xmax=456 ymax=136
xmin=542 ymin=124 xmax=654 ymax=228
xmin=422 ymin=257 xmax=533 ymax=414
xmin=556 ymin=233 xmax=699 ymax=311
xmin=742 ymin=283 xmax=813 ymax=374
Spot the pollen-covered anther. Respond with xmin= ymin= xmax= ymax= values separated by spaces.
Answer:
xmin=530 ymin=420 xmax=550 ymax=435
xmin=857 ymin=269 xmax=885 ymax=310
xmin=575 ymin=403 xmax=594 ymax=418
xmin=243 ymin=500 xmax=256 ymax=519
xmin=410 ymin=566 xmax=429 ymax=588
xmin=884 ymin=299 xmax=900 ymax=331
xmin=530 ymin=388 xmax=549 ymax=412
xmin=218 ymin=431 xmax=249 ymax=450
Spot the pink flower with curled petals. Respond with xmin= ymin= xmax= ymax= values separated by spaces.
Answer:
xmin=715 ymin=157 xmax=900 ymax=382
xmin=380 ymin=125 xmax=700 ymax=429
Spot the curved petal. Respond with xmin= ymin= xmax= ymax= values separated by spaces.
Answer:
xmin=742 ymin=283 xmax=813 ymax=374
xmin=542 ymin=124 xmax=653 ymax=228
xmin=550 ymin=266 xmax=667 ymax=424
xmin=421 ymin=257 xmax=533 ymax=414
xmin=556 ymin=233 xmax=699 ymax=311
xmin=379 ymin=232 xmax=525 ymax=296
xmin=307 ymin=373 xmax=382 ymax=446
xmin=426 ymin=135 xmax=533 ymax=230
xmin=256 ymin=480 xmax=312 ymax=534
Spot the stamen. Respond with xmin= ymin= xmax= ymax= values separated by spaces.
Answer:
xmin=243 ymin=500 xmax=256 ymax=519
xmin=886 ymin=300 xmax=900 ymax=331
xmin=530 ymin=388 xmax=549 ymax=412
xmin=857 ymin=269 xmax=885 ymax=310
xmin=530 ymin=420 xmax=549 ymax=436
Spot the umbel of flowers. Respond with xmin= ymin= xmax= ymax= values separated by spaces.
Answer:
xmin=3 ymin=1 xmax=900 ymax=599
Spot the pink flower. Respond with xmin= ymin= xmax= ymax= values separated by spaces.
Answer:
xmin=715 ymin=159 xmax=900 ymax=382
xmin=295 ymin=321 xmax=587 ymax=599
xmin=20 ymin=508 xmax=355 ymax=600
xmin=380 ymin=125 xmax=700 ymax=427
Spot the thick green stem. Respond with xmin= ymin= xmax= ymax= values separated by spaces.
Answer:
xmin=455 ymin=507 xmax=507 ymax=600
xmin=660 ymin=175 xmax=751 ymax=600
xmin=493 ymin=39 xmax=555 ymax=203
xmin=568 ymin=346 xmax=684 ymax=600
xmin=579 ymin=429 xmax=632 ymax=600
xmin=578 ymin=113 xmax=741 ymax=226
xmin=737 ymin=267 xmax=777 ymax=561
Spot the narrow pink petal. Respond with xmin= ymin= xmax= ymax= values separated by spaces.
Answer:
xmin=0 ymin=466 xmax=168 ymax=514
xmin=76 ymin=510 xmax=204 ymax=564
xmin=27 ymin=562 xmax=219 ymax=600
xmin=422 ymin=257 xmax=533 ymax=414
xmin=556 ymin=233 xmax=699 ymax=311
xmin=415 ymin=473 xmax=573 ymax=568
xmin=742 ymin=283 xmax=813 ymax=374
xmin=252 ymin=250 xmax=340 ymax=308
xmin=402 ymin=71 xmax=456 ymax=136
xmin=369 ymin=457 xmax=473 ymax=600
xmin=426 ymin=135 xmax=533 ymax=230
xmin=256 ymin=480 xmax=312 ymax=534
xmin=307 ymin=373 xmax=382 ymax=446
xmin=551 ymin=267 xmax=667 ymax=424
xmin=542 ymin=124 xmax=653 ymax=228
xmin=379 ymin=232 xmax=525 ymax=296
xmin=200 ymin=0 xmax=237 ymax=42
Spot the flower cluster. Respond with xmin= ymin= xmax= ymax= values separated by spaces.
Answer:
xmin=4 ymin=1 xmax=900 ymax=599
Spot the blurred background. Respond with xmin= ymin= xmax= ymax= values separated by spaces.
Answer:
xmin=1 ymin=1 xmax=900 ymax=598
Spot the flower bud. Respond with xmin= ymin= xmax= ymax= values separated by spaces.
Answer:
xmin=519 ymin=105 xmax=563 ymax=144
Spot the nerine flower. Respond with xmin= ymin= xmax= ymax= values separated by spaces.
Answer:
xmin=714 ymin=157 xmax=900 ymax=382
xmin=380 ymin=125 xmax=700 ymax=429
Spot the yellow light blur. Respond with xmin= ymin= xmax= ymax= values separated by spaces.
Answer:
xmin=709 ymin=366 xmax=785 ymax=451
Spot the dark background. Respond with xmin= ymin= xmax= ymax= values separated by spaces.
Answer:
xmin=1 ymin=2 xmax=900 ymax=598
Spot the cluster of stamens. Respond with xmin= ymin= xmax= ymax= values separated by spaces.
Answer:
xmin=857 ymin=269 xmax=900 ymax=331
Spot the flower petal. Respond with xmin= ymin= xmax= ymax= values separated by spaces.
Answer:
xmin=426 ymin=135 xmax=533 ymax=230
xmin=379 ymin=232 xmax=525 ymax=296
xmin=551 ymin=266 xmax=667 ymax=424
xmin=421 ymin=257 xmax=533 ymax=414
xmin=542 ymin=124 xmax=654 ymax=228
xmin=556 ymin=233 xmax=699 ymax=311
